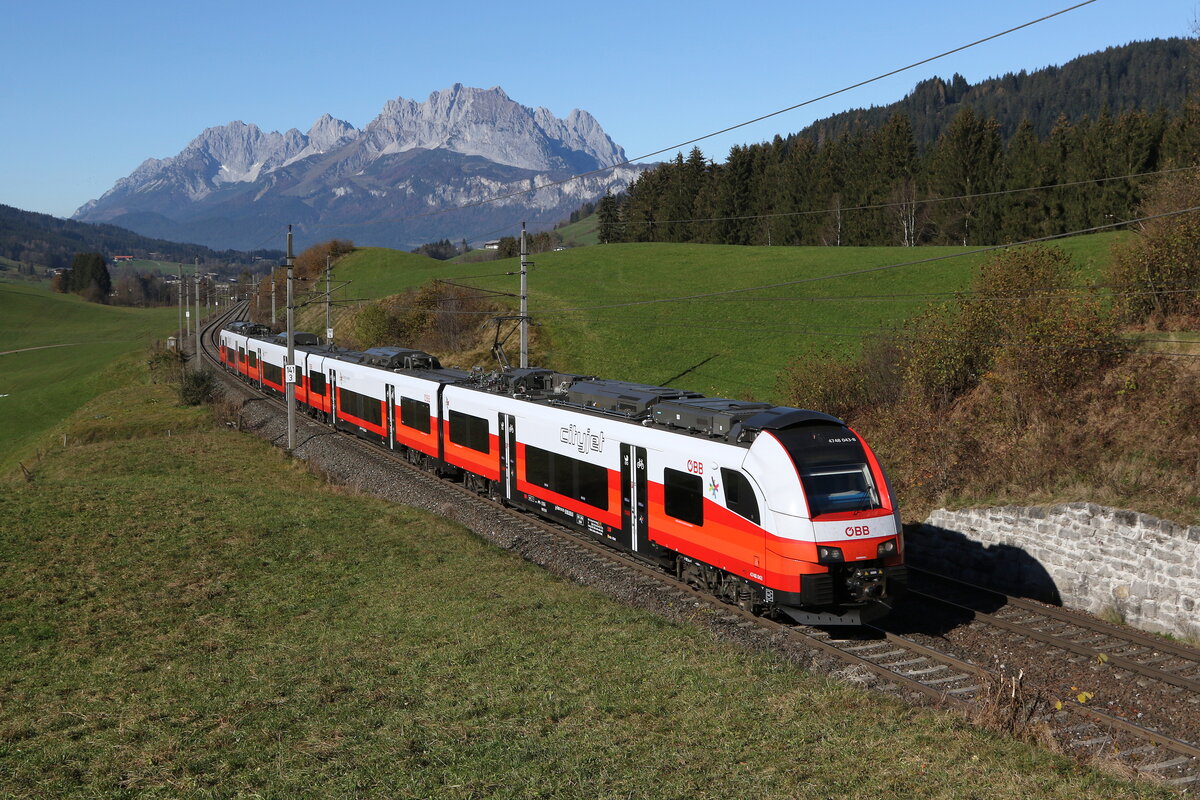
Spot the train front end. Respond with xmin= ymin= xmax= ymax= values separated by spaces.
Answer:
xmin=741 ymin=410 xmax=906 ymax=625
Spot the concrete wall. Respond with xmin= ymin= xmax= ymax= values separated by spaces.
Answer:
xmin=908 ymin=503 xmax=1200 ymax=641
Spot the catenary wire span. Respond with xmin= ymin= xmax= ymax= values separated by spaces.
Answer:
xmin=292 ymin=0 xmax=1099 ymax=231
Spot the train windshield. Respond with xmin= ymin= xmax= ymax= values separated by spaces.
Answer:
xmin=772 ymin=424 xmax=881 ymax=516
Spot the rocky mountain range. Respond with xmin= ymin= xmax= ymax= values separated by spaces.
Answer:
xmin=74 ymin=85 xmax=646 ymax=250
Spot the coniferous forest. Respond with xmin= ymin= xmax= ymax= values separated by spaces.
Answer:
xmin=598 ymin=39 xmax=1200 ymax=248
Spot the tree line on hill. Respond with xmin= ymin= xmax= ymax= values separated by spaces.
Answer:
xmin=0 ymin=203 xmax=281 ymax=271
xmin=411 ymin=239 xmax=471 ymax=260
xmin=803 ymin=39 xmax=1192 ymax=147
xmin=587 ymin=38 xmax=1198 ymax=249
xmin=596 ymin=102 xmax=1200 ymax=248
xmin=51 ymin=253 xmax=112 ymax=302
xmin=49 ymin=251 xmax=183 ymax=307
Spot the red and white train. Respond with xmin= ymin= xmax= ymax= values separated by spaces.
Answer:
xmin=219 ymin=322 xmax=905 ymax=624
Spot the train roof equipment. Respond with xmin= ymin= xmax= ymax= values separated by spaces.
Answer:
xmin=360 ymin=346 xmax=443 ymax=371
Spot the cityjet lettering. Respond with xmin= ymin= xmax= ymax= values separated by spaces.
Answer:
xmin=560 ymin=424 xmax=606 ymax=454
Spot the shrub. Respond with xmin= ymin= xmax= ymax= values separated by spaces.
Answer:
xmin=146 ymin=345 xmax=184 ymax=385
xmin=960 ymin=245 xmax=1120 ymax=405
xmin=180 ymin=369 xmax=216 ymax=406
xmin=779 ymin=335 xmax=903 ymax=422
xmin=352 ymin=304 xmax=404 ymax=349
xmin=1109 ymin=170 xmax=1200 ymax=323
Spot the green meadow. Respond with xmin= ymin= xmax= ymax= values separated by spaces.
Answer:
xmin=0 ymin=370 xmax=1170 ymax=799
xmin=321 ymin=233 xmax=1127 ymax=401
xmin=0 ymin=281 xmax=178 ymax=470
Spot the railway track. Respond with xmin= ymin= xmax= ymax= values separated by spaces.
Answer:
xmin=193 ymin=308 xmax=1200 ymax=791
xmin=909 ymin=568 xmax=1200 ymax=694
xmin=886 ymin=568 xmax=1200 ymax=786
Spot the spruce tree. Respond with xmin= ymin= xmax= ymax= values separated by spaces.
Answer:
xmin=597 ymin=191 xmax=620 ymax=244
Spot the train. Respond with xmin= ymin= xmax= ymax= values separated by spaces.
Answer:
xmin=218 ymin=321 xmax=906 ymax=625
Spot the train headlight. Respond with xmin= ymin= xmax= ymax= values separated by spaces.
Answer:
xmin=817 ymin=545 xmax=844 ymax=565
xmin=877 ymin=538 xmax=898 ymax=558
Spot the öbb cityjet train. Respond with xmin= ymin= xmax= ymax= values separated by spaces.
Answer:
xmin=220 ymin=322 xmax=905 ymax=624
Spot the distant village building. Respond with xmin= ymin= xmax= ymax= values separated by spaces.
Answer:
xmin=483 ymin=240 xmax=501 ymax=250
xmin=111 ymin=255 xmax=134 ymax=262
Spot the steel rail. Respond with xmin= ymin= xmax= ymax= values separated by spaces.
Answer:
xmin=906 ymin=572 xmax=1200 ymax=694
xmin=912 ymin=566 xmax=1200 ymax=665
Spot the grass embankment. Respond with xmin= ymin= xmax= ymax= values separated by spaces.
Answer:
xmin=317 ymin=235 xmax=1125 ymax=402
xmin=0 ymin=281 xmax=178 ymax=472
xmin=0 ymin=367 xmax=1172 ymax=799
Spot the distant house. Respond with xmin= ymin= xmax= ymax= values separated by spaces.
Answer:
xmin=112 ymin=255 xmax=134 ymax=262
xmin=483 ymin=240 xmax=501 ymax=250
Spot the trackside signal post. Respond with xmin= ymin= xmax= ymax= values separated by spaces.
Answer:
xmin=326 ymin=254 xmax=333 ymax=345
xmin=194 ymin=258 xmax=201 ymax=366
xmin=285 ymin=226 xmax=297 ymax=452
xmin=520 ymin=222 xmax=529 ymax=368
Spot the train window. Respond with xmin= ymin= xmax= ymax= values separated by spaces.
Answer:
xmin=248 ymin=351 xmax=258 ymax=367
xmin=801 ymin=465 xmax=879 ymax=516
xmin=524 ymin=445 xmax=609 ymax=511
xmin=720 ymin=468 xmax=760 ymax=525
xmin=263 ymin=363 xmax=283 ymax=385
xmin=309 ymin=371 xmax=326 ymax=395
xmin=340 ymin=388 xmax=383 ymax=426
xmin=664 ymin=468 xmax=703 ymax=526
xmin=773 ymin=424 xmax=881 ymax=516
xmin=400 ymin=397 xmax=431 ymax=433
xmin=449 ymin=410 xmax=490 ymax=453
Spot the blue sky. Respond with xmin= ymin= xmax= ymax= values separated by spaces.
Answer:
xmin=1 ymin=0 xmax=1196 ymax=219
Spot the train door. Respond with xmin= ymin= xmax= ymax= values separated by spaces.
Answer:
xmin=621 ymin=444 xmax=650 ymax=553
xmin=329 ymin=370 xmax=338 ymax=422
xmin=385 ymin=384 xmax=396 ymax=450
xmin=498 ymin=412 xmax=517 ymax=502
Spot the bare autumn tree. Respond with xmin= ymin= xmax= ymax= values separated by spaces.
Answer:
xmin=295 ymin=239 xmax=355 ymax=281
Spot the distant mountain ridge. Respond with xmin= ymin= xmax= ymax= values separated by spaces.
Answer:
xmin=0 ymin=203 xmax=280 ymax=270
xmin=74 ymin=85 xmax=644 ymax=251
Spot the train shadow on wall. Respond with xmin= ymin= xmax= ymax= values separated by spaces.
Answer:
xmin=882 ymin=524 xmax=1064 ymax=638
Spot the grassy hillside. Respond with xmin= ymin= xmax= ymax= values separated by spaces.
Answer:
xmin=319 ymin=235 xmax=1126 ymax=401
xmin=0 ymin=371 xmax=1170 ymax=799
xmin=552 ymin=212 xmax=600 ymax=246
xmin=0 ymin=281 xmax=178 ymax=470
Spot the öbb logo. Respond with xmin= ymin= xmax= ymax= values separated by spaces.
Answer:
xmin=845 ymin=525 xmax=872 ymax=537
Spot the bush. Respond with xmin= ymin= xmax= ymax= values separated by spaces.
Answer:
xmin=348 ymin=282 xmax=493 ymax=355
xmin=1109 ymin=170 xmax=1200 ymax=323
xmin=959 ymin=245 xmax=1120 ymax=405
xmin=778 ymin=336 xmax=902 ymax=421
xmin=146 ymin=345 xmax=184 ymax=385
xmin=180 ymin=369 xmax=216 ymax=406
xmin=352 ymin=304 xmax=404 ymax=349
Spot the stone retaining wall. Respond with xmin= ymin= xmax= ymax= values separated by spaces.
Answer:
xmin=908 ymin=503 xmax=1200 ymax=640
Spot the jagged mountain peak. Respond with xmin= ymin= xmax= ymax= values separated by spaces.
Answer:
xmin=72 ymin=84 xmax=644 ymax=250
xmin=364 ymin=84 xmax=626 ymax=170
